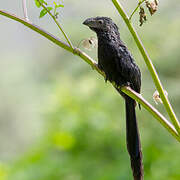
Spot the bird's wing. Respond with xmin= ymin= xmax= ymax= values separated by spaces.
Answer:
xmin=114 ymin=46 xmax=141 ymax=93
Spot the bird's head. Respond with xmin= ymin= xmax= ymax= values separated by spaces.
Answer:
xmin=83 ymin=17 xmax=118 ymax=33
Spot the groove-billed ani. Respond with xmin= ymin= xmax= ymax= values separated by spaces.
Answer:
xmin=83 ymin=17 xmax=143 ymax=180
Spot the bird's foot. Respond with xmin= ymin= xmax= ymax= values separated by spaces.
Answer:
xmin=118 ymin=82 xmax=130 ymax=90
xmin=104 ymin=76 xmax=108 ymax=83
xmin=73 ymin=48 xmax=80 ymax=55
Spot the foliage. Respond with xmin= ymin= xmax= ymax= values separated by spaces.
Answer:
xmin=34 ymin=0 xmax=64 ymax=18
xmin=2 ymin=75 xmax=180 ymax=180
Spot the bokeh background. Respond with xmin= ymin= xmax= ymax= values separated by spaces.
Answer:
xmin=0 ymin=0 xmax=180 ymax=179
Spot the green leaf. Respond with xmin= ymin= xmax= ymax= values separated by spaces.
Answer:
xmin=53 ymin=1 xmax=64 ymax=8
xmin=39 ymin=7 xmax=53 ymax=18
xmin=43 ymin=1 xmax=48 ymax=5
xmin=34 ymin=0 xmax=41 ymax=8
xmin=34 ymin=0 xmax=47 ymax=8
xmin=47 ymin=7 xmax=53 ymax=11
xmin=56 ymin=4 xmax=64 ymax=8
xmin=39 ymin=9 xmax=47 ymax=18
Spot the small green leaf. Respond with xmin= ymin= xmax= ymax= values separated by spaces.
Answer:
xmin=53 ymin=1 xmax=64 ymax=8
xmin=57 ymin=4 xmax=64 ymax=8
xmin=34 ymin=0 xmax=47 ymax=8
xmin=43 ymin=1 xmax=48 ymax=5
xmin=47 ymin=7 xmax=53 ymax=11
xmin=34 ymin=0 xmax=41 ymax=8
xmin=39 ymin=9 xmax=47 ymax=18
xmin=39 ymin=7 xmax=53 ymax=18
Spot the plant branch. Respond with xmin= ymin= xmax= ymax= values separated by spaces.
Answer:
xmin=37 ymin=0 xmax=74 ymax=49
xmin=129 ymin=0 xmax=145 ymax=20
xmin=121 ymin=86 xmax=180 ymax=142
xmin=112 ymin=0 xmax=180 ymax=135
xmin=0 ymin=9 xmax=179 ymax=141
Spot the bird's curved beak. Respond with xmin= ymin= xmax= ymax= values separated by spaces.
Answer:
xmin=83 ymin=18 xmax=96 ymax=28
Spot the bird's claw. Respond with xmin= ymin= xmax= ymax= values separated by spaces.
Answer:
xmin=104 ymin=76 xmax=108 ymax=83
xmin=73 ymin=48 xmax=81 ymax=55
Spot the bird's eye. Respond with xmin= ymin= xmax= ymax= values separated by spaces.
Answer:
xmin=98 ymin=20 xmax=103 ymax=24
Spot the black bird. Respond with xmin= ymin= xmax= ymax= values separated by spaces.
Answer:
xmin=83 ymin=17 xmax=143 ymax=180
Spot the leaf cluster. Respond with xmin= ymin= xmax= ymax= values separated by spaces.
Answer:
xmin=34 ymin=0 xmax=64 ymax=18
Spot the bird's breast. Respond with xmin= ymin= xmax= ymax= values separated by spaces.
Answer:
xmin=97 ymin=41 xmax=119 ymax=82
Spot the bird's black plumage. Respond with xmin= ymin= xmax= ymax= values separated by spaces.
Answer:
xmin=83 ymin=17 xmax=143 ymax=180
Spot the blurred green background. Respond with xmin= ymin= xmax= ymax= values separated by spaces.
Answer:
xmin=0 ymin=0 xmax=180 ymax=179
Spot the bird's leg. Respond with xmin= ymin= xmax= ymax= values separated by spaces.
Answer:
xmin=117 ymin=82 xmax=131 ymax=91
xmin=104 ymin=75 xmax=108 ymax=83
xmin=97 ymin=64 xmax=108 ymax=83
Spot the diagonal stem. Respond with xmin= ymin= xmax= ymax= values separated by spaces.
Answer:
xmin=121 ymin=86 xmax=180 ymax=142
xmin=112 ymin=0 xmax=180 ymax=135
xmin=129 ymin=0 xmax=145 ymax=20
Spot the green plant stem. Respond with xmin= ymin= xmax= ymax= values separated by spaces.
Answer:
xmin=37 ymin=0 xmax=73 ymax=49
xmin=0 ymin=9 xmax=179 ymax=141
xmin=121 ymin=86 xmax=180 ymax=142
xmin=129 ymin=0 xmax=145 ymax=20
xmin=112 ymin=0 xmax=180 ymax=135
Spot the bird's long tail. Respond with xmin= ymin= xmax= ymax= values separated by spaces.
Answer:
xmin=125 ymin=96 xmax=143 ymax=180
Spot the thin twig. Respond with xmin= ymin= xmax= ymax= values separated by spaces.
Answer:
xmin=0 ymin=9 xmax=179 ymax=142
xmin=129 ymin=0 xmax=145 ymax=20
xmin=22 ymin=0 xmax=29 ymax=21
xmin=112 ymin=0 xmax=180 ymax=135
xmin=37 ymin=0 xmax=73 ymax=49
